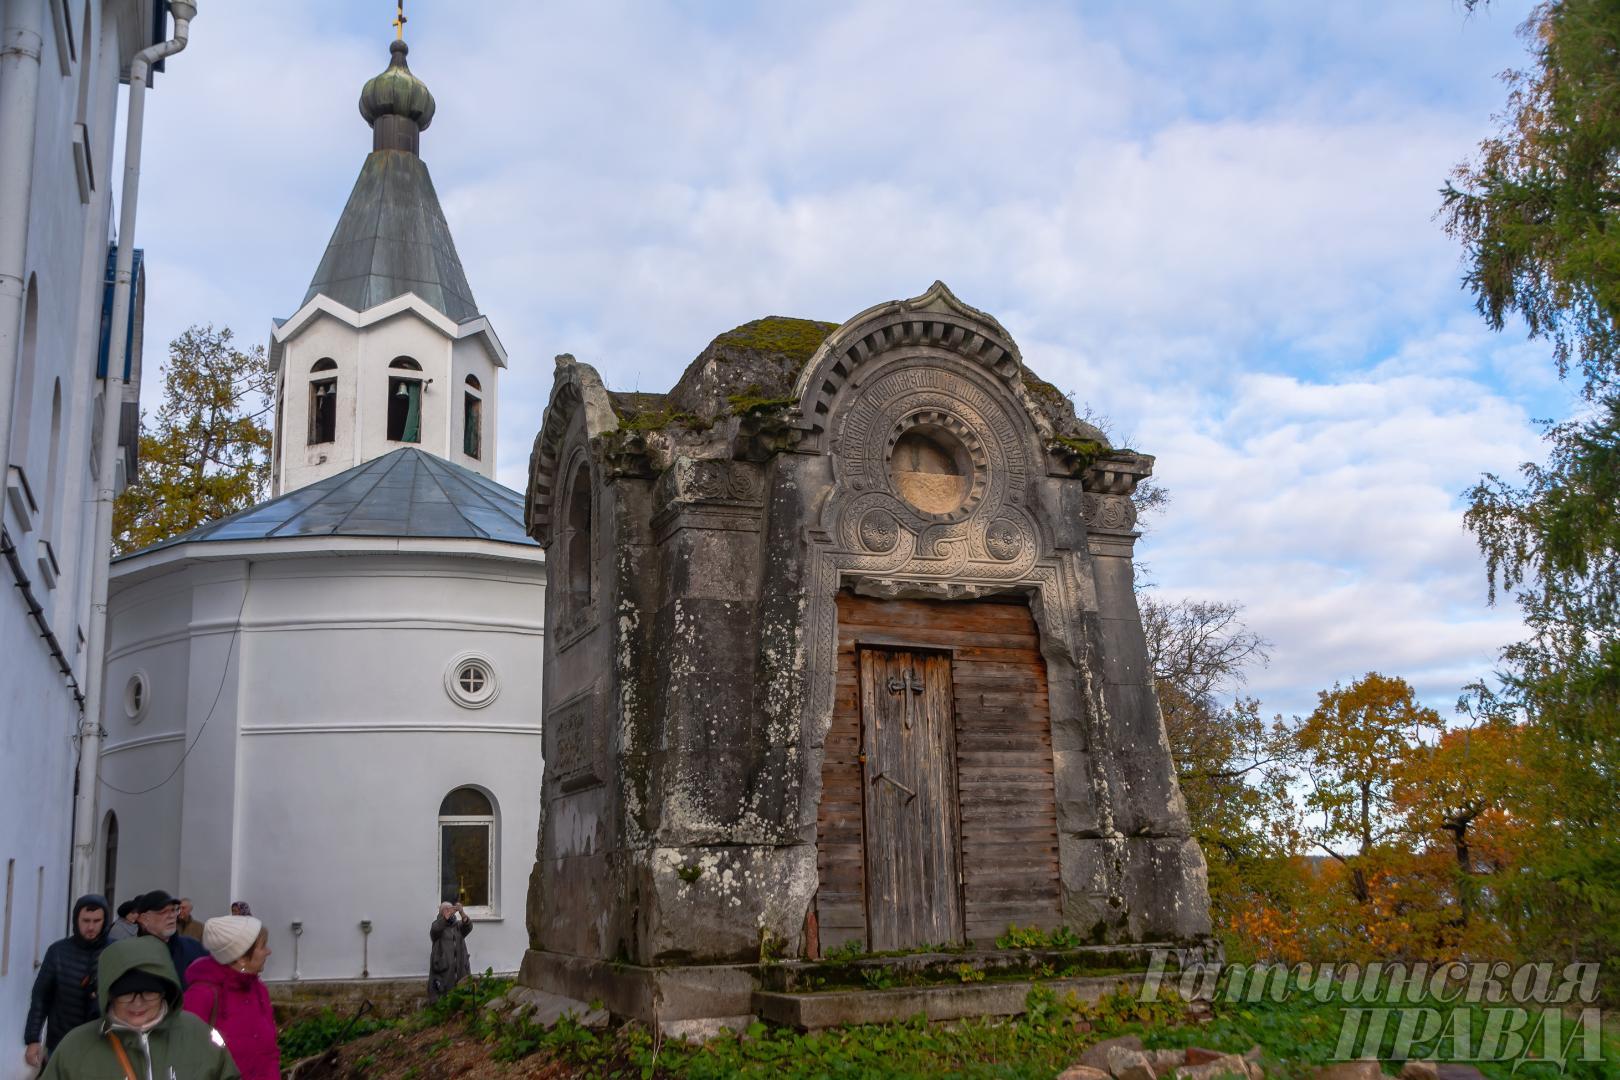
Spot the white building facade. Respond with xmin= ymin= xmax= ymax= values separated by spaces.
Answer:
xmin=96 ymin=36 xmax=546 ymax=986
xmin=0 ymin=0 xmax=181 ymax=1067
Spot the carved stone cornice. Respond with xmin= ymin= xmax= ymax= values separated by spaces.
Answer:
xmin=651 ymin=458 xmax=767 ymax=541
xmin=1080 ymin=451 xmax=1153 ymax=497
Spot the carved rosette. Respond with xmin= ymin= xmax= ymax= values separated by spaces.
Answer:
xmin=824 ymin=361 xmax=1040 ymax=582
xmin=656 ymin=457 xmax=765 ymax=509
xmin=1081 ymin=493 xmax=1136 ymax=534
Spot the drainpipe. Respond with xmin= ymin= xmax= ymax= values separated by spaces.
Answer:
xmin=70 ymin=0 xmax=197 ymax=900
xmin=0 ymin=0 xmax=46 ymax=473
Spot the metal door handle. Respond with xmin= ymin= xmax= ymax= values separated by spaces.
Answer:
xmin=870 ymin=770 xmax=917 ymax=802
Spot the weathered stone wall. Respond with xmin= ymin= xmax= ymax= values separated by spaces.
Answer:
xmin=522 ymin=283 xmax=1211 ymax=981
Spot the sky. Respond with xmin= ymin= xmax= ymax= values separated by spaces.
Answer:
xmin=128 ymin=0 xmax=1566 ymax=721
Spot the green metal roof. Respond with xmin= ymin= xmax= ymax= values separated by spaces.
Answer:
xmin=119 ymin=448 xmax=536 ymax=559
xmin=302 ymin=148 xmax=479 ymax=323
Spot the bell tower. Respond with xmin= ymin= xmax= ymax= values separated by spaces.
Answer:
xmin=266 ymin=29 xmax=506 ymax=496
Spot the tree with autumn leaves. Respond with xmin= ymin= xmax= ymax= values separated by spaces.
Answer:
xmin=112 ymin=325 xmax=274 ymax=554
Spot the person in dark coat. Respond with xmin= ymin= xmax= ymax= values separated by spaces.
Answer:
xmin=39 ymin=937 xmax=239 ymax=1080
xmin=427 ymin=902 xmax=473 ymax=1002
xmin=107 ymin=900 xmax=139 ymax=943
xmin=23 ymin=894 xmax=109 ymax=1068
xmin=133 ymin=890 xmax=209 ymax=991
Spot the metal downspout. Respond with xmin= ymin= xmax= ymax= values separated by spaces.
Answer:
xmin=71 ymin=0 xmax=197 ymax=899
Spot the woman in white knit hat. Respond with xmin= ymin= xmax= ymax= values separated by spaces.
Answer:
xmin=181 ymin=915 xmax=280 ymax=1080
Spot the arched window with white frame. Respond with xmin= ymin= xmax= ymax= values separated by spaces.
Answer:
xmin=387 ymin=356 xmax=422 ymax=443
xmin=438 ymin=787 xmax=496 ymax=913
xmin=462 ymin=374 xmax=482 ymax=460
xmin=308 ymin=357 xmax=337 ymax=444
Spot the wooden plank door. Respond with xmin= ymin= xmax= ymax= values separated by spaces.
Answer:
xmin=859 ymin=647 xmax=964 ymax=950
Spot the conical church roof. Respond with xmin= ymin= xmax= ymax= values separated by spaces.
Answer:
xmin=302 ymin=40 xmax=479 ymax=323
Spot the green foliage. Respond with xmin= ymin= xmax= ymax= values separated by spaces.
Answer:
xmin=1442 ymin=0 xmax=1620 ymax=994
xmin=995 ymin=924 xmax=1083 ymax=950
xmin=112 ymin=324 xmax=273 ymax=554
xmin=276 ymin=1006 xmax=395 ymax=1061
xmin=1294 ymin=673 xmax=1441 ymax=898
xmin=676 ymin=865 xmax=703 ymax=883
xmin=1442 ymin=0 xmax=1620 ymax=391
xmin=758 ymin=928 xmax=787 ymax=964
xmin=821 ymin=938 xmax=866 ymax=963
xmin=416 ymin=970 xmax=511 ymax=1026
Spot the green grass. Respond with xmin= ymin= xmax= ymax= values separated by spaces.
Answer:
xmin=300 ymin=968 xmax=1620 ymax=1080
xmin=464 ymin=979 xmax=1620 ymax=1080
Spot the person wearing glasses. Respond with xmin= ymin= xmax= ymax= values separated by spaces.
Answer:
xmin=38 ymin=937 xmax=239 ymax=1079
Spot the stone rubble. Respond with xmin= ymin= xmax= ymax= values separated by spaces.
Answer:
xmin=1058 ymin=1036 xmax=1473 ymax=1080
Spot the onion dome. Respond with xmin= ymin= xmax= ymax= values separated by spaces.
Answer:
xmin=359 ymin=40 xmax=435 ymax=152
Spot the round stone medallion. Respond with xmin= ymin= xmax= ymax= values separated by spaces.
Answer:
xmin=984 ymin=517 xmax=1024 ymax=561
xmin=884 ymin=409 xmax=987 ymax=520
xmin=858 ymin=509 xmax=901 ymax=553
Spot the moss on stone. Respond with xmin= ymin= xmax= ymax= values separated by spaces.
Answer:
xmin=726 ymin=384 xmax=797 ymax=417
xmin=615 ymin=406 xmax=713 ymax=434
xmin=1021 ymin=371 xmax=1069 ymax=408
xmin=1051 ymin=434 xmax=1107 ymax=467
xmin=713 ymin=317 xmax=837 ymax=369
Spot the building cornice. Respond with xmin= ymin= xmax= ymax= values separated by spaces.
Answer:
xmin=268 ymin=292 xmax=507 ymax=371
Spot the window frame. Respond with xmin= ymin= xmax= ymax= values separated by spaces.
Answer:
xmin=444 ymin=652 xmax=499 ymax=709
xmin=308 ymin=377 xmax=337 ymax=445
xmin=462 ymin=390 xmax=482 ymax=460
xmin=437 ymin=787 xmax=497 ymax=918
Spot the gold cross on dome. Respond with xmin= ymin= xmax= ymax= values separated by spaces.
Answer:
xmin=393 ymin=0 xmax=407 ymax=40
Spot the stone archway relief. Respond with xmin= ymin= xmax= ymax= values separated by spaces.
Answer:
xmin=800 ymin=354 xmax=1074 ymax=749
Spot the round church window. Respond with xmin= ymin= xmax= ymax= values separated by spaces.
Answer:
xmin=445 ymin=654 xmax=498 ymax=709
xmin=890 ymin=427 xmax=972 ymax=515
xmin=123 ymin=672 xmax=149 ymax=723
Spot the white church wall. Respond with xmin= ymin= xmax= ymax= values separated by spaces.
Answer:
xmin=355 ymin=315 xmax=453 ymax=473
xmin=174 ymin=561 xmax=250 ymax=922
xmin=278 ymin=315 xmax=363 ymax=494
xmin=236 ymin=727 xmax=539 ymax=981
xmin=450 ymin=337 xmax=497 ymax=480
xmin=100 ymin=563 xmax=197 ymax=909
xmin=100 ymin=545 xmax=545 ymax=984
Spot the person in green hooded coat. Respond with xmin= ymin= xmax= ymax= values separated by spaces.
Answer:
xmin=40 ymin=936 xmax=239 ymax=1079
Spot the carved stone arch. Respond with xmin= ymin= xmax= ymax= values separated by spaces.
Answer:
xmin=525 ymin=357 xmax=617 ymax=545
xmin=792 ymin=281 xmax=1047 ymax=452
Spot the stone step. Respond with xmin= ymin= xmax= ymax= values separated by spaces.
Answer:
xmin=758 ymin=944 xmax=1176 ymax=993
xmin=486 ymin=985 xmax=609 ymax=1030
xmin=754 ymin=973 xmax=1141 ymax=1031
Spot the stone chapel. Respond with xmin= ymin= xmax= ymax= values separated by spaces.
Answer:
xmin=521 ymin=282 xmax=1212 ymax=1028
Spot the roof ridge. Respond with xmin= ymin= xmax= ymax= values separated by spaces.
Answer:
xmin=415 ymin=451 xmax=495 ymax=539
xmin=292 ymin=451 xmax=399 ymax=537
xmin=423 ymin=451 xmax=523 ymax=506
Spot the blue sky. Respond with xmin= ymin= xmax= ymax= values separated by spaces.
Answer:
xmin=131 ymin=1 xmax=1564 ymax=720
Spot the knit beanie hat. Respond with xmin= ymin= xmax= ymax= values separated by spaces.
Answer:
xmin=202 ymin=915 xmax=263 ymax=964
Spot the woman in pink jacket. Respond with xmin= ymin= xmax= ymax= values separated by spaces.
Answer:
xmin=183 ymin=915 xmax=280 ymax=1080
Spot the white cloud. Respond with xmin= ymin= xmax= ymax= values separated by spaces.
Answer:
xmin=128 ymin=1 xmax=1553 ymax=720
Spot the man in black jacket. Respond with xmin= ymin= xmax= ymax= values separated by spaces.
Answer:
xmin=23 ymin=893 xmax=109 ymax=1069
xmin=132 ymin=889 xmax=208 ymax=990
